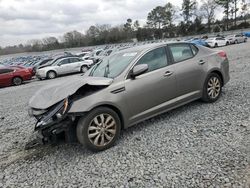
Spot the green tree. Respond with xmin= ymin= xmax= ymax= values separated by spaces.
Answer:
xmin=147 ymin=6 xmax=167 ymax=29
xmin=216 ymin=0 xmax=232 ymax=30
xmin=182 ymin=0 xmax=197 ymax=23
xmin=165 ymin=2 xmax=178 ymax=27
xmin=200 ymin=0 xmax=218 ymax=32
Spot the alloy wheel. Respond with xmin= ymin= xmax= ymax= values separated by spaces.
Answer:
xmin=88 ymin=113 xmax=117 ymax=147
xmin=13 ymin=77 xmax=22 ymax=86
xmin=207 ymin=77 xmax=221 ymax=99
xmin=81 ymin=66 xmax=88 ymax=73
xmin=48 ymin=71 xmax=56 ymax=79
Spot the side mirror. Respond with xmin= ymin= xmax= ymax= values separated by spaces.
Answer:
xmin=131 ymin=64 xmax=148 ymax=79
xmin=57 ymin=63 xmax=61 ymax=66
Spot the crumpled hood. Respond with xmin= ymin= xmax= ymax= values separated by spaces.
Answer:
xmin=29 ymin=76 xmax=113 ymax=109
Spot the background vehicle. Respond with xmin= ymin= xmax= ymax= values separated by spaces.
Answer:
xmin=226 ymin=34 xmax=246 ymax=44
xmin=28 ymin=42 xmax=230 ymax=151
xmin=0 ymin=66 xmax=33 ymax=87
xmin=186 ymin=38 xmax=209 ymax=47
xmin=206 ymin=37 xmax=229 ymax=47
xmin=36 ymin=57 xmax=94 ymax=79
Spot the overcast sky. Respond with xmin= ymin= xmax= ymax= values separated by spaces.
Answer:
xmin=0 ymin=0 xmax=217 ymax=47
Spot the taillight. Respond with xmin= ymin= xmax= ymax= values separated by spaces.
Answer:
xmin=218 ymin=51 xmax=227 ymax=58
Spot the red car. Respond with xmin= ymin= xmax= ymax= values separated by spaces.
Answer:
xmin=0 ymin=66 xmax=33 ymax=87
xmin=9 ymin=65 xmax=35 ymax=76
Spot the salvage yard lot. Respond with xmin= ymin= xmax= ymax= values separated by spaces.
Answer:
xmin=0 ymin=42 xmax=250 ymax=187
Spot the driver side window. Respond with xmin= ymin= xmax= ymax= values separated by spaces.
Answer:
xmin=136 ymin=47 xmax=168 ymax=73
xmin=59 ymin=59 xmax=70 ymax=65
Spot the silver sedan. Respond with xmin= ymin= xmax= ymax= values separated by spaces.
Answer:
xmin=28 ymin=42 xmax=230 ymax=151
xmin=36 ymin=57 xmax=94 ymax=79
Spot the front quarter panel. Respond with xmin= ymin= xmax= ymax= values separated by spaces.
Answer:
xmin=68 ymin=81 xmax=130 ymax=127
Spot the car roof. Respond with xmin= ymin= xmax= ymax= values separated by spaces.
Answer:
xmin=117 ymin=43 xmax=169 ymax=54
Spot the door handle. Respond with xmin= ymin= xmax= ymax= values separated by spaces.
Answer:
xmin=164 ymin=71 xmax=173 ymax=77
xmin=198 ymin=60 xmax=206 ymax=65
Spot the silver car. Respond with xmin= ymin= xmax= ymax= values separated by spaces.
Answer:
xmin=28 ymin=42 xmax=230 ymax=151
xmin=226 ymin=34 xmax=247 ymax=44
xmin=36 ymin=57 xmax=94 ymax=79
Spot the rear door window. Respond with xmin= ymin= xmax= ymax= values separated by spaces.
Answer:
xmin=168 ymin=43 xmax=194 ymax=62
xmin=69 ymin=58 xmax=80 ymax=63
xmin=59 ymin=59 xmax=70 ymax=65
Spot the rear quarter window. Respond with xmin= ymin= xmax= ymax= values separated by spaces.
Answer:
xmin=190 ymin=44 xmax=199 ymax=55
xmin=0 ymin=69 xmax=14 ymax=74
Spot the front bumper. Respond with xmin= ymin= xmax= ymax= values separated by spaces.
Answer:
xmin=35 ymin=117 xmax=76 ymax=144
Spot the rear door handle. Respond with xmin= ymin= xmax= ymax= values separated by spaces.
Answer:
xmin=164 ymin=71 xmax=173 ymax=77
xmin=198 ymin=60 xmax=206 ymax=65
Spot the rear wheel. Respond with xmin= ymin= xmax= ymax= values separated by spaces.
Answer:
xmin=47 ymin=71 xmax=56 ymax=79
xmin=76 ymin=107 xmax=121 ymax=152
xmin=80 ymin=65 xmax=88 ymax=73
xmin=12 ymin=77 xmax=23 ymax=86
xmin=201 ymin=73 xmax=222 ymax=103
xmin=235 ymin=40 xmax=238 ymax=44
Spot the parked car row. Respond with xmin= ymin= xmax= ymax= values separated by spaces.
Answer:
xmin=0 ymin=32 xmax=248 ymax=88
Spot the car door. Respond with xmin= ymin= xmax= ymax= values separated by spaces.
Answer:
xmin=124 ymin=47 xmax=177 ymax=124
xmin=168 ymin=43 xmax=207 ymax=100
xmin=0 ymin=69 xmax=14 ymax=86
xmin=56 ymin=58 xmax=71 ymax=75
xmin=68 ymin=58 xmax=81 ymax=73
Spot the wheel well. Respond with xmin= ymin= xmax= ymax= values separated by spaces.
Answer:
xmin=211 ymin=70 xmax=224 ymax=86
xmin=12 ymin=76 xmax=23 ymax=83
xmin=96 ymin=104 xmax=125 ymax=130
xmin=47 ymin=70 xmax=57 ymax=76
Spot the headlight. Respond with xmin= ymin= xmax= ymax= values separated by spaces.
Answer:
xmin=35 ymin=98 xmax=69 ymax=130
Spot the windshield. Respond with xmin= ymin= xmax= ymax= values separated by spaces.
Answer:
xmin=89 ymin=51 xmax=137 ymax=78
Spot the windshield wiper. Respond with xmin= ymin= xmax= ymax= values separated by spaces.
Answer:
xmin=104 ymin=60 xmax=110 ymax=78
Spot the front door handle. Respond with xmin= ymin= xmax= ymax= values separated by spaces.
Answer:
xmin=164 ymin=71 xmax=173 ymax=77
xmin=198 ymin=60 xmax=206 ymax=65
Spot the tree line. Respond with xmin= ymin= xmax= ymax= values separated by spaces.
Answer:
xmin=0 ymin=0 xmax=249 ymax=55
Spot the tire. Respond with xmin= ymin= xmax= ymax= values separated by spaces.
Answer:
xmin=80 ymin=65 xmax=88 ymax=73
xmin=12 ymin=77 xmax=23 ymax=86
xmin=226 ymin=41 xmax=229 ymax=45
xmin=214 ymin=43 xmax=218 ymax=48
xmin=235 ymin=40 xmax=238 ymax=44
xmin=76 ymin=107 xmax=121 ymax=152
xmin=201 ymin=73 xmax=222 ymax=103
xmin=47 ymin=71 xmax=57 ymax=79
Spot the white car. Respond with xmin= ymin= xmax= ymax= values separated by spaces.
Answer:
xmin=226 ymin=34 xmax=247 ymax=44
xmin=206 ymin=37 xmax=229 ymax=48
xmin=36 ymin=57 xmax=94 ymax=79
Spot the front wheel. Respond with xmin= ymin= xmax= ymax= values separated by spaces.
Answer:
xmin=201 ymin=73 xmax=222 ymax=103
xmin=76 ymin=107 xmax=121 ymax=151
xmin=12 ymin=77 xmax=23 ymax=86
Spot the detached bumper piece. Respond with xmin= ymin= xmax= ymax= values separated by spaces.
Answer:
xmin=25 ymin=118 xmax=76 ymax=150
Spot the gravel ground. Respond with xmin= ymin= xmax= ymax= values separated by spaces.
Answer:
xmin=0 ymin=42 xmax=250 ymax=187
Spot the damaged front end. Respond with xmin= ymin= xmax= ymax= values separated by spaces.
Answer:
xmin=25 ymin=76 xmax=113 ymax=150
xmin=26 ymin=97 xmax=77 ymax=149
